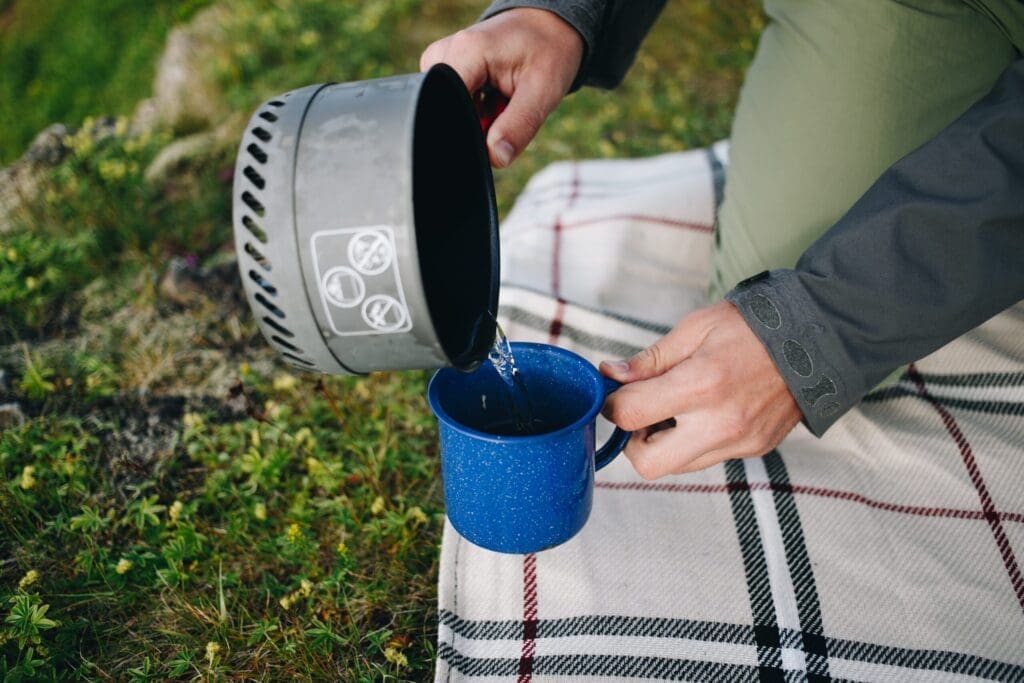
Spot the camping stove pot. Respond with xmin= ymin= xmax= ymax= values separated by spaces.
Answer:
xmin=231 ymin=64 xmax=499 ymax=375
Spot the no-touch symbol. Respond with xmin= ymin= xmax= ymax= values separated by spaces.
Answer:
xmin=348 ymin=229 xmax=393 ymax=276
xmin=361 ymin=294 xmax=407 ymax=332
xmin=321 ymin=266 xmax=365 ymax=308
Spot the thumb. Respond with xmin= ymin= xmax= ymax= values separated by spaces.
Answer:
xmin=600 ymin=311 xmax=714 ymax=382
xmin=484 ymin=75 xmax=559 ymax=168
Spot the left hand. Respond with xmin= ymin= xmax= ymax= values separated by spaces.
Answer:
xmin=600 ymin=301 xmax=802 ymax=479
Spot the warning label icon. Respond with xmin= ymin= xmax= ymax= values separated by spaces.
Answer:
xmin=321 ymin=266 xmax=365 ymax=308
xmin=348 ymin=229 xmax=393 ymax=276
xmin=361 ymin=294 xmax=408 ymax=332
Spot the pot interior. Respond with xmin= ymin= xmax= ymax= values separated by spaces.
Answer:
xmin=412 ymin=64 xmax=499 ymax=370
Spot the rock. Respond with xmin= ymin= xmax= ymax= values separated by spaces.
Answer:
xmin=143 ymin=114 xmax=243 ymax=185
xmin=158 ymin=252 xmax=242 ymax=308
xmin=0 ymin=403 xmax=25 ymax=430
xmin=149 ymin=3 xmax=231 ymax=134
xmin=0 ymin=123 xmax=71 ymax=232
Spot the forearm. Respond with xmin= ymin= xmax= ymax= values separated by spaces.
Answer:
xmin=481 ymin=0 xmax=666 ymax=89
xmin=728 ymin=59 xmax=1024 ymax=435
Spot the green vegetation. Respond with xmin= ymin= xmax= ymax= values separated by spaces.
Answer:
xmin=0 ymin=0 xmax=762 ymax=678
xmin=0 ymin=0 xmax=212 ymax=164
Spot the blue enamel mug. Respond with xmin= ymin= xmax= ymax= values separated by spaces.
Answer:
xmin=427 ymin=342 xmax=631 ymax=553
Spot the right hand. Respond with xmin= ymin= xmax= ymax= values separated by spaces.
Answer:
xmin=420 ymin=8 xmax=584 ymax=168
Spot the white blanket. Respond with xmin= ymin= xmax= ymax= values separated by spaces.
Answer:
xmin=436 ymin=144 xmax=1024 ymax=682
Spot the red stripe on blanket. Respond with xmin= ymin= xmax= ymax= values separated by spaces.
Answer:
xmin=548 ymin=299 xmax=566 ymax=345
xmin=561 ymin=213 xmax=714 ymax=233
xmin=517 ymin=553 xmax=538 ymax=682
xmin=595 ymin=481 xmax=1024 ymax=524
xmin=908 ymin=364 xmax=1024 ymax=612
xmin=550 ymin=163 xmax=581 ymax=299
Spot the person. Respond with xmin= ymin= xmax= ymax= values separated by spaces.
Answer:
xmin=421 ymin=1 xmax=1024 ymax=479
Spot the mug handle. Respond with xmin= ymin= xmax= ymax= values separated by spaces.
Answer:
xmin=594 ymin=377 xmax=632 ymax=471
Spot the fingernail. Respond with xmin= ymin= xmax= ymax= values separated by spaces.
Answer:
xmin=602 ymin=360 xmax=630 ymax=374
xmin=493 ymin=139 xmax=515 ymax=167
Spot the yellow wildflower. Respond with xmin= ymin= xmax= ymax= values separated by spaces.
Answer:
xmin=115 ymin=558 xmax=133 ymax=575
xmin=299 ymin=579 xmax=313 ymax=597
xmin=295 ymin=427 xmax=316 ymax=450
xmin=286 ymin=523 xmax=302 ymax=542
xmin=6 ymin=248 xmax=16 ymax=262
xmin=239 ymin=361 xmax=251 ymax=376
xmin=299 ymin=29 xmax=319 ymax=48
xmin=250 ymin=428 xmax=261 ymax=447
xmin=98 ymin=159 xmax=127 ymax=182
xmin=408 ymin=506 xmax=428 ymax=525
xmin=205 ymin=641 xmax=221 ymax=664
xmin=168 ymin=500 xmax=183 ymax=523
xmin=370 ymin=496 xmax=385 ymax=515
xmin=264 ymin=400 xmax=282 ymax=419
xmin=182 ymin=412 xmax=203 ymax=429
xmin=384 ymin=646 xmax=408 ymax=668
xmin=25 ymin=276 xmax=37 ymax=290
xmin=19 ymin=466 xmax=36 ymax=490
xmin=273 ymin=373 xmax=297 ymax=391
xmin=336 ymin=542 xmax=347 ymax=555
xmin=278 ymin=594 xmax=293 ymax=610
xmin=253 ymin=502 xmax=267 ymax=521
xmin=114 ymin=116 xmax=128 ymax=137
xmin=18 ymin=569 xmax=39 ymax=591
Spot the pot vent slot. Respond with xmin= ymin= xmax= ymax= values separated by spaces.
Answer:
xmin=243 ymin=166 xmax=266 ymax=190
xmin=246 ymin=143 xmax=267 ymax=164
xmin=268 ymin=100 xmax=285 ymax=107
xmin=262 ymin=315 xmax=294 ymax=338
xmin=252 ymin=127 xmax=272 ymax=143
xmin=271 ymin=335 xmax=302 ymax=353
xmin=248 ymin=270 xmax=277 ymax=296
xmin=281 ymin=352 xmax=315 ymax=367
xmin=241 ymin=191 xmax=265 ymax=217
xmin=258 ymin=111 xmax=278 ymax=123
xmin=244 ymin=241 xmax=271 ymax=270
xmin=254 ymin=292 xmax=284 ymax=319
xmin=241 ymin=215 xmax=267 ymax=243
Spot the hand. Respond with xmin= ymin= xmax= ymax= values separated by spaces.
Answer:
xmin=600 ymin=301 xmax=802 ymax=479
xmin=420 ymin=8 xmax=584 ymax=168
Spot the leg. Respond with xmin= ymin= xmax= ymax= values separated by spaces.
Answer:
xmin=709 ymin=0 xmax=1020 ymax=300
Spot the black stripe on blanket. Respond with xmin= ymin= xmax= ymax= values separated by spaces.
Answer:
xmin=439 ymin=613 xmax=1024 ymax=681
xmin=437 ymin=643 xmax=761 ymax=681
xmin=908 ymin=370 xmax=1024 ymax=388
xmin=862 ymin=387 xmax=1024 ymax=416
xmin=439 ymin=611 xmax=751 ymax=643
xmin=502 ymin=288 xmax=673 ymax=335
xmin=763 ymin=452 xmax=831 ymax=681
xmin=725 ymin=459 xmax=785 ymax=680
xmin=503 ymin=305 xmax=648 ymax=358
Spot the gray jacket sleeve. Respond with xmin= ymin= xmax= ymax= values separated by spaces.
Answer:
xmin=726 ymin=58 xmax=1024 ymax=436
xmin=480 ymin=0 xmax=666 ymax=90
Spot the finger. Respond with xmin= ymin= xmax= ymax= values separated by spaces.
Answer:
xmin=623 ymin=413 xmax=733 ymax=480
xmin=603 ymin=357 xmax=719 ymax=431
xmin=600 ymin=307 xmax=719 ymax=383
xmin=419 ymin=38 xmax=448 ymax=72
xmin=420 ymin=33 xmax=489 ymax=94
xmin=484 ymin=74 xmax=560 ymax=167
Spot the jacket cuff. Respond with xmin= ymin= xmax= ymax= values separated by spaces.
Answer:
xmin=725 ymin=270 xmax=864 ymax=436
xmin=479 ymin=1 xmax=597 ymax=92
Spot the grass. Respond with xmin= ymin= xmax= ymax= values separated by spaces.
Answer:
xmin=0 ymin=0 xmax=213 ymax=164
xmin=0 ymin=0 xmax=762 ymax=679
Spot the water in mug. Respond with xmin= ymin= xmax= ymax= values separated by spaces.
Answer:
xmin=485 ymin=321 xmax=540 ymax=435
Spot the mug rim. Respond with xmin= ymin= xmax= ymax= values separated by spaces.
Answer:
xmin=427 ymin=341 xmax=605 ymax=444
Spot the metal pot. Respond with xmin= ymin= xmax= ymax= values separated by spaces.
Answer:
xmin=232 ymin=64 xmax=499 ymax=375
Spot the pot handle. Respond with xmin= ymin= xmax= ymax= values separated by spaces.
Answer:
xmin=474 ymin=86 xmax=509 ymax=134
xmin=594 ymin=377 xmax=631 ymax=471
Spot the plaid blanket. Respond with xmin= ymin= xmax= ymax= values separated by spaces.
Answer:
xmin=435 ymin=144 xmax=1024 ymax=682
